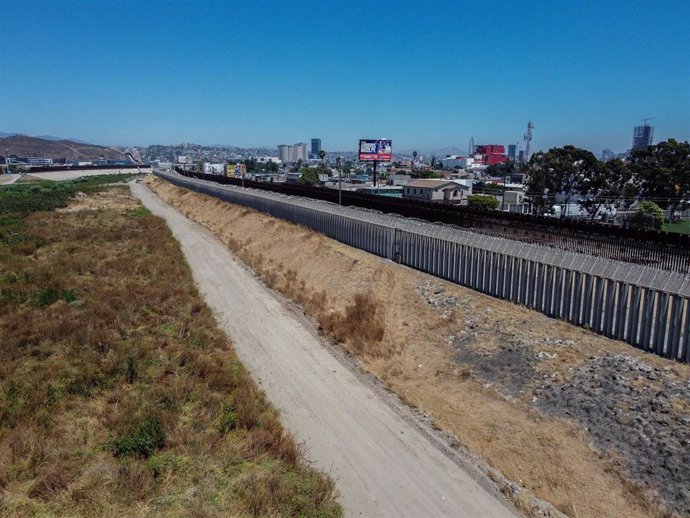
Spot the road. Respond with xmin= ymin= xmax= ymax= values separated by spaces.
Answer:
xmin=28 ymin=168 xmax=148 ymax=181
xmin=0 ymin=174 xmax=21 ymax=185
xmin=132 ymin=181 xmax=519 ymax=518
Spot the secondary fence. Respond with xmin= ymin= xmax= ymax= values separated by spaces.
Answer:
xmin=174 ymin=168 xmax=690 ymax=273
xmin=29 ymin=164 xmax=151 ymax=173
xmin=157 ymin=170 xmax=690 ymax=363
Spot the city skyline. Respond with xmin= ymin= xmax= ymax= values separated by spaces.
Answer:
xmin=1 ymin=0 xmax=688 ymax=153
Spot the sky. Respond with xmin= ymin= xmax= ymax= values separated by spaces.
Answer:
xmin=1 ymin=0 xmax=689 ymax=154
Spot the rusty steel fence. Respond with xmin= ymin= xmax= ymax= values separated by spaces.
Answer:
xmin=174 ymin=168 xmax=690 ymax=273
xmin=157 ymin=170 xmax=690 ymax=363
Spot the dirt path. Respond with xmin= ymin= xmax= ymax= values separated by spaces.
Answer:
xmin=0 ymin=174 xmax=21 ymax=185
xmin=131 ymin=182 xmax=518 ymax=518
xmin=28 ymin=169 xmax=148 ymax=181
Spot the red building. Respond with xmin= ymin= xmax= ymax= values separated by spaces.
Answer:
xmin=475 ymin=144 xmax=507 ymax=165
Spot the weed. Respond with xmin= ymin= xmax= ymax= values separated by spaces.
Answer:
xmin=218 ymin=404 xmax=239 ymax=435
xmin=0 ymin=186 xmax=338 ymax=516
xmin=29 ymin=286 xmax=76 ymax=308
xmin=125 ymin=356 xmax=138 ymax=384
xmin=126 ymin=206 xmax=151 ymax=218
xmin=113 ymin=416 xmax=166 ymax=458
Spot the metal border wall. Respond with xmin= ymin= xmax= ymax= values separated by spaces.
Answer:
xmin=175 ymin=168 xmax=690 ymax=273
xmin=156 ymin=171 xmax=690 ymax=363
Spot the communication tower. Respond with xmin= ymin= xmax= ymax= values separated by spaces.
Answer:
xmin=523 ymin=121 xmax=534 ymax=162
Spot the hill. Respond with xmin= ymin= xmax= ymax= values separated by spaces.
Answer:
xmin=0 ymin=135 xmax=124 ymax=160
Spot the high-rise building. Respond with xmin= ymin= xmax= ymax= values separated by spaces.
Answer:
xmin=311 ymin=138 xmax=321 ymax=156
xmin=600 ymin=149 xmax=615 ymax=162
xmin=632 ymin=124 xmax=654 ymax=150
xmin=507 ymin=144 xmax=517 ymax=161
xmin=277 ymin=145 xmax=290 ymax=163
xmin=294 ymin=143 xmax=307 ymax=162
xmin=277 ymin=143 xmax=308 ymax=163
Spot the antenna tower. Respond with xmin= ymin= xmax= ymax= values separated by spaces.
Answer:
xmin=523 ymin=121 xmax=534 ymax=162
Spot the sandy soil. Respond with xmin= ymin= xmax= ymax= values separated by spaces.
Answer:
xmin=0 ymin=174 xmax=21 ymax=185
xmin=27 ymin=168 xmax=149 ymax=182
xmin=132 ymin=181 xmax=519 ymax=518
xmin=56 ymin=187 xmax=141 ymax=212
xmin=145 ymin=176 xmax=690 ymax=518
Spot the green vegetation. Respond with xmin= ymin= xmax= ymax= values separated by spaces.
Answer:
xmin=467 ymin=194 xmax=500 ymax=210
xmin=113 ymin=416 xmax=166 ymax=458
xmin=0 ymin=173 xmax=144 ymax=215
xmin=630 ymin=201 xmax=664 ymax=230
xmin=0 ymin=183 xmax=340 ymax=516
xmin=298 ymin=166 xmax=320 ymax=186
xmin=525 ymin=140 xmax=690 ymax=218
xmin=663 ymin=219 xmax=690 ymax=234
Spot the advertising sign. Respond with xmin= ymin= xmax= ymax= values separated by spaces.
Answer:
xmin=226 ymin=162 xmax=246 ymax=178
xmin=359 ymin=139 xmax=392 ymax=161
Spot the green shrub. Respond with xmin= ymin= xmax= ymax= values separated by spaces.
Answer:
xmin=113 ymin=416 xmax=166 ymax=458
xmin=31 ymin=286 xmax=60 ymax=307
xmin=30 ymin=286 xmax=77 ymax=307
xmin=630 ymin=201 xmax=664 ymax=230
xmin=218 ymin=405 xmax=239 ymax=435
xmin=125 ymin=356 xmax=138 ymax=384
xmin=467 ymin=194 xmax=499 ymax=210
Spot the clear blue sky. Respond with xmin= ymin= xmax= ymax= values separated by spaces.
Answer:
xmin=1 ymin=0 xmax=688 ymax=154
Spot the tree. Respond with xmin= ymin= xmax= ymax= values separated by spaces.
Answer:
xmin=467 ymin=194 xmax=499 ymax=210
xmin=244 ymin=158 xmax=258 ymax=173
xmin=578 ymin=158 xmax=632 ymax=221
xmin=630 ymin=139 xmax=690 ymax=212
xmin=298 ymin=166 xmax=319 ymax=186
xmin=525 ymin=146 xmax=599 ymax=217
xmin=630 ymin=201 xmax=664 ymax=230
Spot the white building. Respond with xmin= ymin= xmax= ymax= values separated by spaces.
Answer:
xmin=403 ymin=179 xmax=471 ymax=204
xmin=440 ymin=155 xmax=475 ymax=170
xmin=27 ymin=157 xmax=54 ymax=166
xmin=203 ymin=163 xmax=225 ymax=175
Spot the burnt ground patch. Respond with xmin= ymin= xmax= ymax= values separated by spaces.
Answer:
xmin=453 ymin=337 xmax=536 ymax=398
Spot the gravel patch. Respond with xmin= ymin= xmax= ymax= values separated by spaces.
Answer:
xmin=535 ymin=353 xmax=690 ymax=516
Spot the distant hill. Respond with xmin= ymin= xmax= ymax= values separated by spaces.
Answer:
xmin=428 ymin=147 xmax=467 ymax=157
xmin=0 ymin=135 xmax=124 ymax=161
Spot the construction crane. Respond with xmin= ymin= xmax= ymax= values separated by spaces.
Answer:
xmin=523 ymin=121 xmax=534 ymax=162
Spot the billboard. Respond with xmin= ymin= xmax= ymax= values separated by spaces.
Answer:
xmin=226 ymin=162 xmax=246 ymax=178
xmin=359 ymin=139 xmax=392 ymax=161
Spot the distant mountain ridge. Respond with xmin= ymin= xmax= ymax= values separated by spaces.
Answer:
xmin=0 ymin=131 xmax=89 ymax=143
xmin=0 ymin=134 xmax=124 ymax=161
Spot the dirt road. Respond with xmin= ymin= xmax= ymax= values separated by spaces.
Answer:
xmin=132 ymin=182 xmax=518 ymax=518
xmin=27 ymin=169 xmax=149 ymax=181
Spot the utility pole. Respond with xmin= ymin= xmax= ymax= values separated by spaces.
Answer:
xmin=336 ymin=156 xmax=342 ymax=206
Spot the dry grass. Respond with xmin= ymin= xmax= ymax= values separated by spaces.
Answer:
xmin=0 ymin=185 xmax=340 ymax=517
xmin=147 ymin=176 xmax=690 ymax=518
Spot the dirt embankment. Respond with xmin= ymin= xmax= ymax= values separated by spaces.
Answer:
xmin=146 ymin=176 xmax=690 ymax=518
